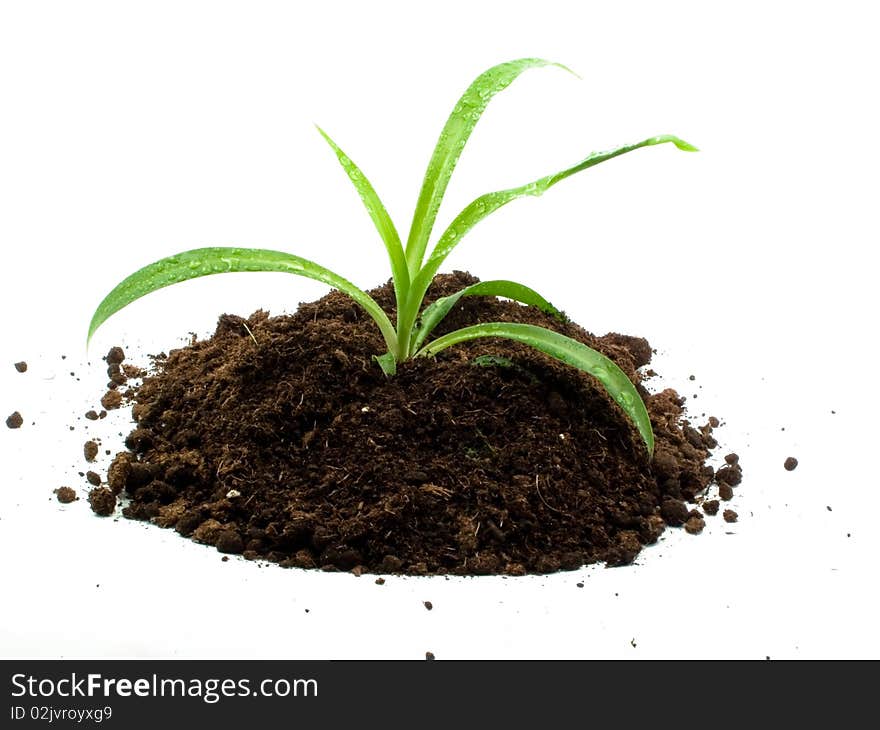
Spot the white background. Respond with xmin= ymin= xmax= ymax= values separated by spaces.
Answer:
xmin=1 ymin=0 xmax=877 ymax=658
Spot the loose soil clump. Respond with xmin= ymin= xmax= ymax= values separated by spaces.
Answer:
xmin=104 ymin=272 xmax=737 ymax=574
xmin=55 ymin=487 xmax=77 ymax=503
xmin=6 ymin=411 xmax=24 ymax=429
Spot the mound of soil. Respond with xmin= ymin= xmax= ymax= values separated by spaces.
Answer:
xmin=105 ymin=272 xmax=738 ymax=574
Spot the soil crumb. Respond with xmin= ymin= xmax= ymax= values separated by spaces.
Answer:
xmin=88 ymin=487 xmax=116 ymax=516
xmin=723 ymin=509 xmax=738 ymax=523
xmin=6 ymin=411 xmax=23 ymax=429
xmin=784 ymin=457 xmax=798 ymax=471
xmin=14 ymin=361 xmax=27 ymax=373
xmin=106 ymin=346 xmax=125 ymax=365
xmin=85 ymin=410 xmax=100 ymax=420
xmin=83 ymin=441 xmax=99 ymax=462
xmin=98 ymin=272 xmax=738 ymax=575
xmin=55 ymin=487 xmax=77 ymax=503
xmin=100 ymin=390 xmax=123 ymax=410
xmin=86 ymin=471 xmax=102 ymax=486
xmin=425 ymin=652 xmax=435 ymax=661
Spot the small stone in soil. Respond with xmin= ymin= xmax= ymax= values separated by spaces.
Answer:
xmin=85 ymin=410 xmax=99 ymax=420
xmin=105 ymin=346 xmax=125 ymax=364
xmin=423 ymin=601 xmax=433 ymax=611
xmin=703 ymin=499 xmax=720 ymax=516
xmin=83 ymin=440 xmax=99 ymax=462
xmin=88 ymin=487 xmax=116 ymax=516
xmin=86 ymin=471 xmax=101 ymax=486
xmin=719 ymin=483 xmax=734 ymax=501
xmin=14 ymin=361 xmax=27 ymax=373
xmin=6 ymin=411 xmax=23 ymax=429
xmin=723 ymin=509 xmax=738 ymax=523
xmin=784 ymin=457 xmax=798 ymax=471
xmin=54 ymin=487 xmax=77 ymax=503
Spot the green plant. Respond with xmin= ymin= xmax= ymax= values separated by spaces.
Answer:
xmin=88 ymin=58 xmax=697 ymax=456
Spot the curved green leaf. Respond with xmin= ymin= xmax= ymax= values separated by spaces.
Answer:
xmin=316 ymin=125 xmax=410 ymax=311
xmin=404 ymin=58 xmax=574 ymax=275
xmin=410 ymin=279 xmax=562 ymax=354
xmin=418 ymin=322 xmax=654 ymax=455
xmin=408 ymin=135 xmax=697 ymax=313
xmin=88 ymin=247 xmax=398 ymax=356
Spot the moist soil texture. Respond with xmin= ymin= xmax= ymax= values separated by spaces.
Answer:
xmin=104 ymin=272 xmax=739 ymax=575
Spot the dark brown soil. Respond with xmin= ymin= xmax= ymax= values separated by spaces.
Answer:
xmin=103 ymin=272 xmax=737 ymax=575
xmin=55 ymin=486 xmax=77 ymax=503
xmin=784 ymin=457 xmax=798 ymax=471
xmin=723 ymin=509 xmax=738 ymax=523
xmin=6 ymin=411 xmax=23 ymax=429
xmin=100 ymin=390 xmax=122 ymax=410
xmin=88 ymin=487 xmax=116 ymax=516
xmin=86 ymin=471 xmax=102 ymax=486
xmin=14 ymin=361 xmax=27 ymax=373
xmin=83 ymin=440 xmax=99 ymax=462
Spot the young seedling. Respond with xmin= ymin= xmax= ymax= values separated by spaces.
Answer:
xmin=88 ymin=58 xmax=697 ymax=456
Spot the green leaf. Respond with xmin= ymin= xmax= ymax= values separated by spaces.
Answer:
xmin=409 ymin=134 xmax=698 ymax=307
xmin=316 ymin=126 xmax=410 ymax=311
xmin=88 ymin=247 xmax=399 ymax=356
xmin=373 ymin=351 xmax=398 ymax=376
xmin=404 ymin=58 xmax=574 ymax=276
xmin=418 ymin=322 xmax=654 ymax=456
xmin=410 ymin=279 xmax=562 ymax=354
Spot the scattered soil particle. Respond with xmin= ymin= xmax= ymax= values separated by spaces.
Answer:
xmin=88 ymin=487 xmax=116 ymax=516
xmin=718 ymin=483 xmax=734 ymax=501
xmin=425 ymin=652 xmax=435 ymax=661
xmin=703 ymin=499 xmax=720 ymax=516
xmin=83 ymin=440 xmax=99 ymax=462
xmin=6 ymin=411 xmax=23 ymax=429
xmin=684 ymin=514 xmax=706 ymax=535
xmin=716 ymin=464 xmax=743 ymax=486
xmin=723 ymin=509 xmax=738 ymax=523
xmin=54 ymin=487 xmax=77 ymax=503
xmin=375 ymin=577 xmax=385 ymax=585
xmin=423 ymin=601 xmax=434 ymax=611
xmin=86 ymin=471 xmax=102 ymax=486
xmin=106 ymin=346 xmax=125 ymax=365
xmin=14 ymin=361 xmax=27 ymax=373
xmin=85 ymin=410 xmax=100 ymax=420
xmin=784 ymin=457 xmax=798 ymax=471
xmin=724 ymin=453 xmax=739 ymax=465
xmin=100 ymin=390 xmax=123 ymax=410
xmin=98 ymin=272 xmax=738 ymax=574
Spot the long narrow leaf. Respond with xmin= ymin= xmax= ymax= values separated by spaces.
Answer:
xmin=88 ymin=247 xmax=398 ymax=356
xmin=418 ymin=322 xmax=654 ymax=455
xmin=316 ymin=126 xmax=410 ymax=310
xmin=404 ymin=58 xmax=573 ymax=275
xmin=410 ymin=279 xmax=562 ymax=353
xmin=408 ymin=135 xmax=698 ymax=309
